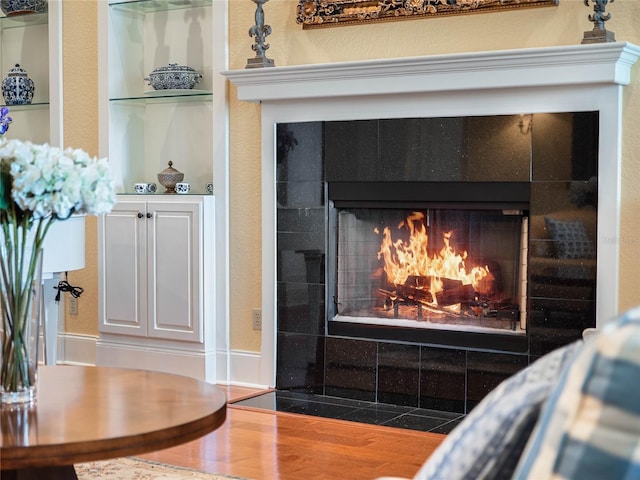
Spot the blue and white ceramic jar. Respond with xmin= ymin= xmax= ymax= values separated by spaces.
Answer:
xmin=2 ymin=64 xmax=35 ymax=106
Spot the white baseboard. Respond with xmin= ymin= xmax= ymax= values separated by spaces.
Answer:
xmin=58 ymin=334 xmax=270 ymax=389
xmin=60 ymin=333 xmax=98 ymax=365
xmin=227 ymin=349 xmax=270 ymax=389
xmin=95 ymin=340 xmax=217 ymax=383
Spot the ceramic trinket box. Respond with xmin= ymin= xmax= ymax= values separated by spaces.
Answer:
xmin=145 ymin=63 xmax=202 ymax=90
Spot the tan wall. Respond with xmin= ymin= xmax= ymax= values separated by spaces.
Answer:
xmin=63 ymin=1 xmax=640 ymax=351
xmin=62 ymin=0 xmax=100 ymax=336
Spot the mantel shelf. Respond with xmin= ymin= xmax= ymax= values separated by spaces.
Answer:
xmin=223 ymin=42 xmax=640 ymax=103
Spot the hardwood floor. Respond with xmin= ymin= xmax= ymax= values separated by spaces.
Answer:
xmin=138 ymin=386 xmax=445 ymax=480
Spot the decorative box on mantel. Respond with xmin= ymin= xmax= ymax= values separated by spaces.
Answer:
xmin=224 ymin=43 xmax=640 ymax=411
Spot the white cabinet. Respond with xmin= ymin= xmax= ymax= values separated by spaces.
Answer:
xmin=98 ymin=195 xmax=215 ymax=380
xmin=100 ymin=197 xmax=203 ymax=342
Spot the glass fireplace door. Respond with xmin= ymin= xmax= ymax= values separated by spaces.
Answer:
xmin=332 ymin=207 xmax=527 ymax=335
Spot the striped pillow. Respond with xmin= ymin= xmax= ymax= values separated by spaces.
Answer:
xmin=514 ymin=307 xmax=640 ymax=479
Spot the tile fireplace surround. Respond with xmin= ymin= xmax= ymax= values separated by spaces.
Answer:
xmin=224 ymin=42 xmax=640 ymax=413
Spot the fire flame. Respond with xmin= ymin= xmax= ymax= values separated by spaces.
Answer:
xmin=376 ymin=212 xmax=489 ymax=303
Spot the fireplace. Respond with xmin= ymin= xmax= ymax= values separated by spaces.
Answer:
xmin=271 ymin=110 xmax=598 ymax=407
xmin=224 ymin=43 xmax=639 ymax=410
xmin=277 ymin=111 xmax=599 ymax=354
xmin=331 ymin=205 xmax=527 ymax=336
xmin=328 ymin=151 xmax=535 ymax=351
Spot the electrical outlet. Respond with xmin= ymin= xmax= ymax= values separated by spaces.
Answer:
xmin=69 ymin=296 xmax=78 ymax=316
xmin=252 ymin=309 xmax=262 ymax=330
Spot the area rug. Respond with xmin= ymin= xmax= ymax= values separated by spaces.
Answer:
xmin=75 ymin=457 xmax=248 ymax=480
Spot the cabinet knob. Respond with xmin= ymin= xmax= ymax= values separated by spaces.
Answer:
xmin=137 ymin=212 xmax=144 ymax=219
xmin=146 ymin=212 xmax=153 ymax=219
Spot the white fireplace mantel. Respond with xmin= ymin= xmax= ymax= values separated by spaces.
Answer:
xmin=225 ymin=42 xmax=640 ymax=103
xmin=224 ymin=42 xmax=640 ymax=388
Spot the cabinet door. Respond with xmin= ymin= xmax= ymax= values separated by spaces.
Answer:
xmin=100 ymin=200 xmax=148 ymax=337
xmin=147 ymin=200 xmax=203 ymax=343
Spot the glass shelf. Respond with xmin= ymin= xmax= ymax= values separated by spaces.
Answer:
xmin=0 ymin=12 xmax=47 ymax=29
xmin=110 ymin=90 xmax=212 ymax=104
xmin=109 ymin=0 xmax=211 ymax=14
xmin=119 ymin=192 xmax=213 ymax=196
xmin=0 ymin=101 xmax=49 ymax=110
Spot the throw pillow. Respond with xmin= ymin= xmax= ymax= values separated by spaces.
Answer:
xmin=413 ymin=339 xmax=584 ymax=480
xmin=514 ymin=307 xmax=640 ymax=479
xmin=544 ymin=217 xmax=595 ymax=259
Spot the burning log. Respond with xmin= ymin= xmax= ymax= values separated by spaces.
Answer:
xmin=405 ymin=275 xmax=429 ymax=288
xmin=396 ymin=283 xmax=434 ymax=304
xmin=379 ymin=276 xmax=479 ymax=313
xmin=435 ymin=283 xmax=476 ymax=306
xmin=393 ymin=276 xmax=476 ymax=306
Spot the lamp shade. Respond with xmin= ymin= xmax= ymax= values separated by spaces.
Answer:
xmin=41 ymin=215 xmax=85 ymax=274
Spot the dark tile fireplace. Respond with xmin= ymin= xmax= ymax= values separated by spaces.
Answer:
xmin=276 ymin=112 xmax=598 ymax=413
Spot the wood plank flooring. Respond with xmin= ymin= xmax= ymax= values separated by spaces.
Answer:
xmin=138 ymin=386 xmax=445 ymax=480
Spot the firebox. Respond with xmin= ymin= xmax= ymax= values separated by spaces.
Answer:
xmin=327 ymin=180 xmax=531 ymax=350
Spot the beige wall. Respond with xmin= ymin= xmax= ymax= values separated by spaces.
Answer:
xmin=62 ymin=0 xmax=100 ymax=336
xmin=63 ymin=1 xmax=640 ymax=352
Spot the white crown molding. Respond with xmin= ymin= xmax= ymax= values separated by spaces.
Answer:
xmin=223 ymin=42 xmax=640 ymax=103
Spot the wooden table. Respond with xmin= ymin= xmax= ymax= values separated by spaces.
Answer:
xmin=0 ymin=365 xmax=227 ymax=479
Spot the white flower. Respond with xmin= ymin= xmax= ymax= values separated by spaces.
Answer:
xmin=0 ymin=138 xmax=116 ymax=220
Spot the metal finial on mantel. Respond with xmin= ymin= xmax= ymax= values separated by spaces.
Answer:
xmin=246 ymin=0 xmax=275 ymax=69
xmin=582 ymin=0 xmax=616 ymax=44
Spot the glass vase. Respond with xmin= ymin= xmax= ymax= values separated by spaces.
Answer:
xmin=0 ymin=247 xmax=42 ymax=405
xmin=0 ymin=401 xmax=36 ymax=445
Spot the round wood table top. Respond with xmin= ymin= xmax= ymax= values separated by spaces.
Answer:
xmin=0 ymin=365 xmax=227 ymax=470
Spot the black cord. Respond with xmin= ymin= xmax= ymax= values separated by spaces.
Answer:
xmin=54 ymin=272 xmax=84 ymax=303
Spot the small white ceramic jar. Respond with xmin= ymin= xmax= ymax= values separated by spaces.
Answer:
xmin=175 ymin=182 xmax=190 ymax=194
xmin=134 ymin=182 xmax=157 ymax=194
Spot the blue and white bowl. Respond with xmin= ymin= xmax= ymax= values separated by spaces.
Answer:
xmin=144 ymin=63 xmax=202 ymax=91
xmin=1 ymin=0 xmax=47 ymax=15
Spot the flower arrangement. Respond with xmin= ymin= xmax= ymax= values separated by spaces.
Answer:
xmin=0 ymin=106 xmax=116 ymax=403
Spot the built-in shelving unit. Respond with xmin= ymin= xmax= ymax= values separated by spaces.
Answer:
xmin=0 ymin=2 xmax=70 ymax=366
xmin=101 ymin=0 xmax=214 ymax=195
xmin=97 ymin=0 xmax=223 ymax=384
xmin=0 ymin=4 xmax=61 ymax=146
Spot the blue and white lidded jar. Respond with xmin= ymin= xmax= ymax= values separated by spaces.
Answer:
xmin=2 ymin=64 xmax=35 ymax=105
xmin=0 ymin=0 xmax=47 ymax=16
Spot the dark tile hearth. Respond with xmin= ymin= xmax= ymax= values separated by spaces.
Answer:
xmin=231 ymin=390 xmax=463 ymax=434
